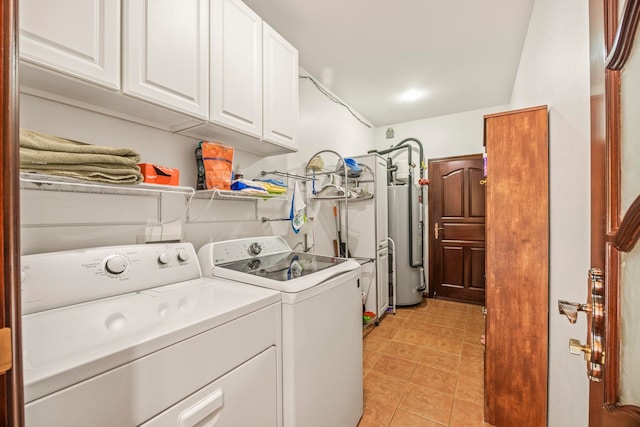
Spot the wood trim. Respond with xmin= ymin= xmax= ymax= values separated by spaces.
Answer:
xmin=605 ymin=0 xmax=620 ymax=51
xmin=605 ymin=71 xmax=621 ymax=233
xmin=606 ymin=0 xmax=640 ymax=70
xmin=482 ymin=104 xmax=549 ymax=119
xmin=1 ymin=0 xmax=24 ymax=424
xmin=612 ymin=194 xmax=640 ymax=252
xmin=601 ymin=0 xmax=640 ymax=418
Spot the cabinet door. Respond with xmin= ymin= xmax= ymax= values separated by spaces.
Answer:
xmin=124 ymin=0 xmax=209 ymax=119
xmin=211 ymin=0 xmax=263 ymax=138
xmin=484 ymin=106 xmax=548 ymax=426
xmin=19 ymin=0 xmax=120 ymax=89
xmin=375 ymin=156 xmax=389 ymax=249
xmin=263 ymin=22 xmax=298 ymax=149
xmin=377 ymin=247 xmax=390 ymax=316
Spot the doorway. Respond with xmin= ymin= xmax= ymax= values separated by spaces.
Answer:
xmin=428 ymin=154 xmax=485 ymax=305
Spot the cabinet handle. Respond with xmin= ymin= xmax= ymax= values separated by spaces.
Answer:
xmin=178 ymin=389 xmax=224 ymax=427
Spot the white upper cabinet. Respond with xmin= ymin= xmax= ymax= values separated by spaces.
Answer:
xmin=123 ymin=0 xmax=210 ymax=119
xmin=18 ymin=0 xmax=298 ymax=156
xmin=210 ymin=0 xmax=263 ymax=138
xmin=19 ymin=0 xmax=120 ymax=89
xmin=207 ymin=0 xmax=299 ymax=152
xmin=263 ymin=23 xmax=298 ymax=149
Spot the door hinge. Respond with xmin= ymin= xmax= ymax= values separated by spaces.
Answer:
xmin=0 ymin=328 xmax=12 ymax=374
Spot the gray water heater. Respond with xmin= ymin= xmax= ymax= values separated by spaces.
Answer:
xmin=388 ymin=185 xmax=424 ymax=305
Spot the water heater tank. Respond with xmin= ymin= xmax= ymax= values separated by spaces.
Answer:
xmin=388 ymin=185 xmax=423 ymax=305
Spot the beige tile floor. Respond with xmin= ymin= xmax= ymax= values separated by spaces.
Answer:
xmin=359 ymin=298 xmax=491 ymax=427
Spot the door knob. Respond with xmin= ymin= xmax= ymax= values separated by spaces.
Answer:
xmin=567 ymin=268 xmax=605 ymax=382
xmin=434 ymin=222 xmax=444 ymax=239
xmin=558 ymin=300 xmax=591 ymax=323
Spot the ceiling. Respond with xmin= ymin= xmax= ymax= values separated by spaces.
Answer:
xmin=243 ymin=0 xmax=536 ymax=127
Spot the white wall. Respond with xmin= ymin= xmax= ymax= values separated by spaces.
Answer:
xmin=510 ymin=0 xmax=591 ymax=426
xmin=373 ymin=105 xmax=508 ymax=182
xmin=374 ymin=105 xmax=508 ymax=158
xmin=19 ymin=68 xmax=375 ymax=255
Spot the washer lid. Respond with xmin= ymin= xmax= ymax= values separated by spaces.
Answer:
xmin=218 ymin=251 xmax=350 ymax=281
xmin=212 ymin=254 xmax=361 ymax=293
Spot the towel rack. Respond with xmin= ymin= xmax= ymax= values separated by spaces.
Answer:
xmin=260 ymin=217 xmax=290 ymax=222
xmin=260 ymin=170 xmax=315 ymax=182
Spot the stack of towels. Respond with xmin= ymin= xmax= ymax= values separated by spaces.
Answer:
xmin=19 ymin=129 xmax=143 ymax=184
xmin=230 ymin=178 xmax=288 ymax=195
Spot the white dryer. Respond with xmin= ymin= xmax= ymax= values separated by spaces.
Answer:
xmin=21 ymin=243 xmax=282 ymax=427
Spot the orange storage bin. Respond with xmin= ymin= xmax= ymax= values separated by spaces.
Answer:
xmin=138 ymin=163 xmax=180 ymax=186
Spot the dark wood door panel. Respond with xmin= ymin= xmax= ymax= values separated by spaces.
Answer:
xmin=442 ymin=223 xmax=485 ymax=241
xmin=429 ymin=154 xmax=486 ymax=305
xmin=470 ymin=168 xmax=486 ymax=217
xmin=470 ymin=247 xmax=486 ymax=290
xmin=442 ymin=168 xmax=464 ymax=217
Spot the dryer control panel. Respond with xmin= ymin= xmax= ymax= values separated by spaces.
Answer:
xmin=21 ymin=243 xmax=201 ymax=315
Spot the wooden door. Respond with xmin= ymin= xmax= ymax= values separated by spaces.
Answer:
xmin=484 ymin=106 xmax=548 ymax=426
xmin=1 ymin=0 xmax=25 ymax=424
xmin=428 ymin=154 xmax=485 ymax=305
xmin=588 ymin=0 xmax=640 ymax=425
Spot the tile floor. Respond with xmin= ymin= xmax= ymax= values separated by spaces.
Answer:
xmin=358 ymin=298 xmax=491 ymax=427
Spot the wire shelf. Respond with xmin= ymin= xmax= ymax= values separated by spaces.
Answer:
xmin=194 ymin=189 xmax=287 ymax=201
xmin=19 ymin=172 xmax=195 ymax=197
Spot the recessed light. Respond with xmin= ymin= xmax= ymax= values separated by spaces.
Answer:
xmin=398 ymin=89 xmax=425 ymax=102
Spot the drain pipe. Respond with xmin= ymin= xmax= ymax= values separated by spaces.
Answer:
xmin=368 ymin=138 xmax=427 ymax=274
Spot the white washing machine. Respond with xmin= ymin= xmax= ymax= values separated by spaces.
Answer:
xmin=21 ymin=243 xmax=282 ymax=427
xmin=198 ymin=236 xmax=363 ymax=427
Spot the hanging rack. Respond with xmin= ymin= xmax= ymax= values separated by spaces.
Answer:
xmin=305 ymin=149 xmax=350 ymax=257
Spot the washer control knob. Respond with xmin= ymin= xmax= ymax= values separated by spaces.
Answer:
xmin=105 ymin=255 xmax=128 ymax=275
xmin=158 ymin=252 xmax=170 ymax=265
xmin=177 ymin=249 xmax=189 ymax=262
xmin=248 ymin=242 xmax=262 ymax=255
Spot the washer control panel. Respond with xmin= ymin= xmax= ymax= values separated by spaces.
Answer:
xmin=203 ymin=236 xmax=292 ymax=266
xmin=21 ymin=243 xmax=201 ymax=315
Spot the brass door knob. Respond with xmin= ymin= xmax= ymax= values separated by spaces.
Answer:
xmin=558 ymin=300 xmax=591 ymax=323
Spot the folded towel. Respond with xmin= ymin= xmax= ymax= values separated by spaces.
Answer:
xmin=231 ymin=179 xmax=267 ymax=193
xmin=19 ymin=129 xmax=143 ymax=184
xmin=20 ymin=129 xmax=141 ymax=167
xmin=20 ymin=147 xmax=141 ymax=167
xmin=258 ymin=182 xmax=287 ymax=194
xmin=20 ymin=166 xmax=143 ymax=184
xmin=255 ymin=178 xmax=287 ymax=187
xmin=20 ymin=129 xmax=141 ymax=161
